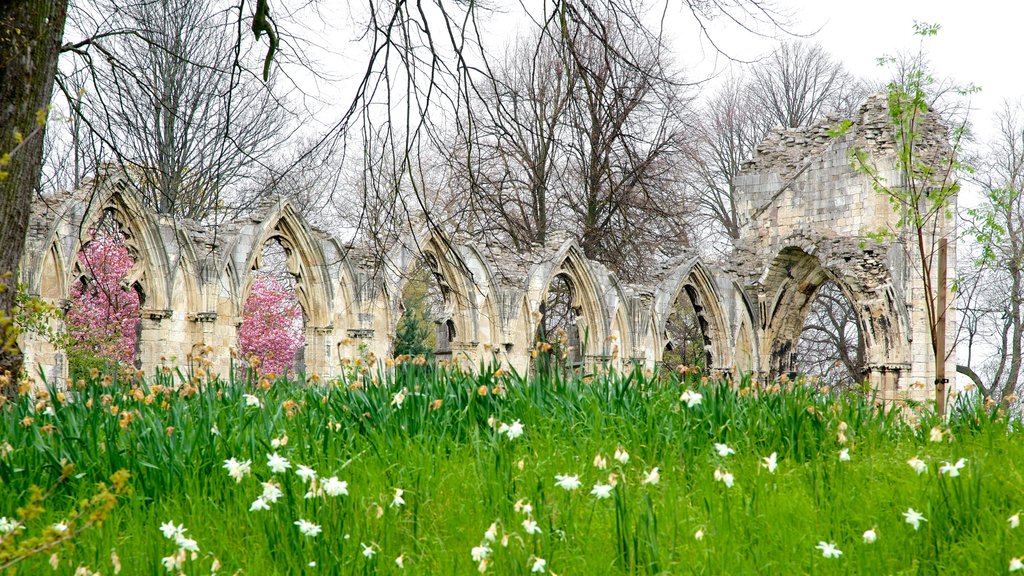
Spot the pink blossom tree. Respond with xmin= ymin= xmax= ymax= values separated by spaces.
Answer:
xmin=238 ymin=272 xmax=304 ymax=376
xmin=66 ymin=231 xmax=140 ymax=365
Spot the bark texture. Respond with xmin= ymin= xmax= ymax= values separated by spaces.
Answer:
xmin=0 ymin=1 xmax=69 ymax=388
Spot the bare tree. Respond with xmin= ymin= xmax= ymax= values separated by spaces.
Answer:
xmin=959 ymin=101 xmax=1024 ymax=406
xmin=796 ymin=282 xmax=865 ymax=389
xmin=748 ymin=41 xmax=868 ymax=130
xmin=686 ymin=41 xmax=870 ymax=247
xmin=59 ymin=0 xmax=292 ymax=220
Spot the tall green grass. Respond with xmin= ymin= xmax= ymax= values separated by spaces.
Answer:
xmin=1 ymin=363 xmax=1021 ymax=574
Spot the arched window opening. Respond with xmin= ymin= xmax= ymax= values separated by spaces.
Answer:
xmin=393 ymin=256 xmax=449 ymax=359
xmin=796 ymin=281 xmax=865 ymax=390
xmin=239 ymin=238 xmax=305 ymax=377
xmin=66 ymin=212 xmax=141 ymax=379
xmin=536 ymin=273 xmax=583 ymax=370
xmin=663 ymin=284 xmax=709 ymax=372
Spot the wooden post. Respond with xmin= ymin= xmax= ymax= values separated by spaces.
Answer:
xmin=936 ymin=238 xmax=948 ymax=417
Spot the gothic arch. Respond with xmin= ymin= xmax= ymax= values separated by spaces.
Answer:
xmin=759 ymin=243 xmax=910 ymax=383
xmin=654 ymin=257 xmax=734 ymax=373
xmin=528 ymin=240 xmax=610 ymax=362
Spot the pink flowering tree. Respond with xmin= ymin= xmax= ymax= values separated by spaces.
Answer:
xmin=66 ymin=231 xmax=141 ymax=366
xmin=238 ymin=272 xmax=305 ymax=376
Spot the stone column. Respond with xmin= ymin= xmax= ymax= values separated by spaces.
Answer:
xmin=304 ymin=326 xmax=333 ymax=378
xmin=137 ymin=308 xmax=172 ymax=375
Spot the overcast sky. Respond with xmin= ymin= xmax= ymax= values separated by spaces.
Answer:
xmin=668 ymin=0 xmax=1020 ymax=142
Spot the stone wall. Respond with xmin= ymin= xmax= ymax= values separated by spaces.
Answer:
xmin=19 ymin=94 xmax=957 ymax=406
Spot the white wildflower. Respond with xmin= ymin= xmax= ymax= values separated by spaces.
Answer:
xmin=680 ymin=389 xmax=703 ymax=407
xmin=614 ymin=447 xmax=629 ymax=464
xmin=761 ymin=452 xmax=778 ymax=473
xmin=266 ymin=452 xmax=291 ymax=474
xmin=296 ymin=464 xmax=317 ymax=484
xmin=862 ymin=528 xmax=877 ymax=544
xmin=939 ymin=458 xmax=966 ymax=477
xmin=522 ymin=518 xmax=542 ymax=535
xmin=590 ymin=483 xmax=613 ymax=499
xmin=322 ymin=476 xmax=349 ymax=497
xmin=714 ymin=443 xmax=735 ymax=457
xmin=815 ymin=541 xmax=842 ymax=558
xmin=295 ymin=519 xmax=322 ymax=537
xmin=903 ymin=508 xmax=927 ymax=530
xmin=222 ymin=458 xmax=251 ymax=483
xmin=907 ymin=457 xmax=927 ymax=475
xmin=642 ymin=467 xmax=660 ymax=485
xmin=391 ymin=488 xmax=406 ymax=508
xmin=554 ymin=474 xmax=582 ymax=491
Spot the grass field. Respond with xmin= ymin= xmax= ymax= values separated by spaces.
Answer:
xmin=1 ymin=362 xmax=1022 ymax=574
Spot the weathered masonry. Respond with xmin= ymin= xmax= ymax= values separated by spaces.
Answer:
xmin=20 ymin=95 xmax=956 ymax=403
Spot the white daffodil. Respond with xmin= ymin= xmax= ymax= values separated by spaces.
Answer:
xmin=903 ymin=508 xmax=927 ymax=530
xmin=642 ymin=467 xmax=661 ymax=485
xmin=929 ymin=426 xmax=944 ymax=442
xmin=591 ymin=482 xmax=613 ymax=499
xmin=294 ymin=519 xmax=322 ymax=537
xmin=322 ymin=476 xmax=349 ymax=497
xmin=838 ymin=448 xmax=851 ymax=462
xmin=614 ymin=447 xmax=629 ymax=464
xmin=713 ymin=468 xmax=735 ymax=488
xmin=362 ymin=543 xmax=376 ymax=558
xmin=593 ymin=453 xmax=608 ymax=470
xmin=1010 ymin=513 xmax=1021 ymax=529
xmin=176 ymin=535 xmax=199 ymax=552
xmin=471 ymin=544 xmax=492 ymax=562
xmin=501 ymin=420 xmax=524 ymax=440
xmin=391 ymin=390 xmax=406 ymax=409
xmin=694 ymin=527 xmax=705 ymax=541
xmin=243 ymin=394 xmax=261 ymax=408
xmin=531 ymin=557 xmax=547 ymax=573
xmin=1011 ymin=557 xmax=1024 ymax=572
xmin=0 ymin=517 xmax=18 ymax=534
xmin=270 ymin=435 xmax=288 ymax=449
xmin=862 ymin=528 xmax=877 ymax=544
xmin=249 ymin=497 xmax=270 ymax=512
xmin=761 ymin=452 xmax=778 ymax=473
xmin=159 ymin=521 xmax=186 ymax=540
xmin=554 ymin=474 xmax=582 ymax=491
xmin=392 ymin=488 xmax=406 ymax=508
xmin=222 ymin=458 xmax=252 ymax=483
xmin=51 ymin=522 xmax=68 ymax=534
xmin=161 ymin=554 xmax=182 ymax=572
xmin=679 ymin=389 xmax=703 ymax=407
xmin=522 ymin=518 xmax=542 ymax=535
xmin=266 ymin=452 xmax=291 ymax=474
xmin=484 ymin=522 xmax=498 ymax=542
xmin=714 ymin=443 xmax=735 ymax=457
xmin=815 ymin=541 xmax=842 ymax=558
xmin=296 ymin=464 xmax=317 ymax=484
xmin=939 ymin=458 xmax=967 ymax=477
xmin=514 ymin=499 xmax=533 ymax=515
xmin=395 ymin=554 xmax=405 ymax=568
xmin=907 ymin=457 xmax=927 ymax=475
xmin=261 ymin=481 xmax=283 ymax=503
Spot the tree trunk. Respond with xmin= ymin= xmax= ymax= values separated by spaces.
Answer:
xmin=0 ymin=2 xmax=69 ymax=390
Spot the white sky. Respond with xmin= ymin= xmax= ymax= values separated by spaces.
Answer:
xmin=669 ymin=0 xmax=1021 ymax=142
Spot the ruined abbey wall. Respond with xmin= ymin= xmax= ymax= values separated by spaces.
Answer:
xmin=19 ymin=95 xmax=957 ymax=405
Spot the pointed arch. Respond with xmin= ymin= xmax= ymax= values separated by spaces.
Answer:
xmin=654 ymin=257 xmax=734 ymax=373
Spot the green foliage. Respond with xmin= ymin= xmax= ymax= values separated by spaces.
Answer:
xmin=1 ymin=366 xmax=1022 ymax=573
xmin=393 ymin=306 xmax=433 ymax=358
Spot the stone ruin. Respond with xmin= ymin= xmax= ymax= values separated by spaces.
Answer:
xmin=19 ymin=95 xmax=957 ymax=403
